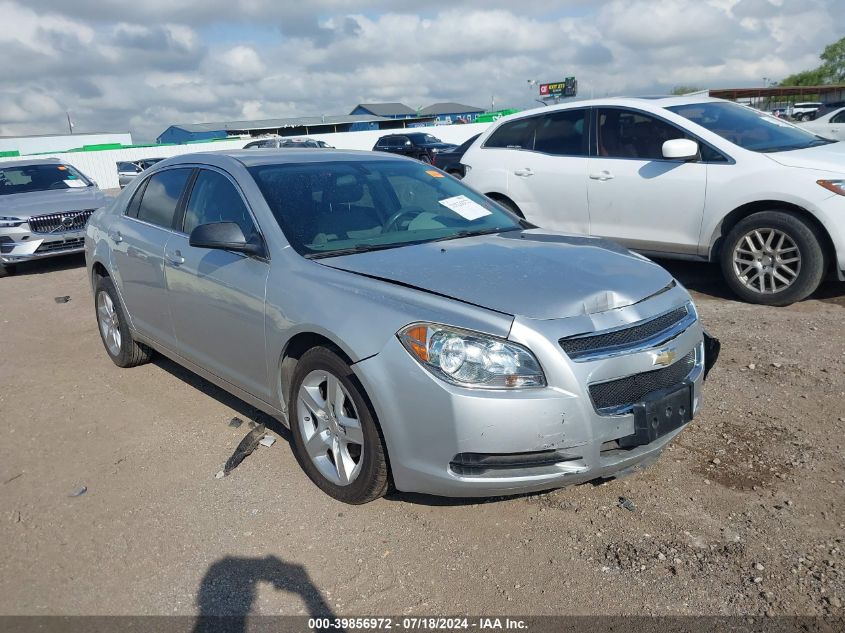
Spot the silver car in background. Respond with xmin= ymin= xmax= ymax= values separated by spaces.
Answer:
xmin=85 ymin=150 xmax=717 ymax=503
xmin=1 ymin=158 xmax=108 ymax=274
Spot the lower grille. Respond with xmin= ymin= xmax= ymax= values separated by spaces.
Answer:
xmin=35 ymin=238 xmax=85 ymax=253
xmin=589 ymin=349 xmax=696 ymax=414
xmin=450 ymin=450 xmax=581 ymax=476
xmin=28 ymin=210 xmax=94 ymax=234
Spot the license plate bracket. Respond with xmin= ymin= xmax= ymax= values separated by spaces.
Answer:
xmin=619 ymin=381 xmax=693 ymax=448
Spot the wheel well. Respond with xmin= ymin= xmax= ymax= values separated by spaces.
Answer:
xmin=711 ymin=201 xmax=835 ymax=265
xmin=91 ymin=261 xmax=109 ymax=285
xmin=485 ymin=192 xmax=524 ymax=218
xmin=279 ymin=332 xmax=353 ymax=410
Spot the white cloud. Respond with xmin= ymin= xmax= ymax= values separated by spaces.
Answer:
xmin=0 ymin=0 xmax=842 ymax=141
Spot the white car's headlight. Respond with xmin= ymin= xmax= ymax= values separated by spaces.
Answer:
xmin=817 ymin=179 xmax=845 ymax=196
xmin=397 ymin=323 xmax=546 ymax=389
xmin=0 ymin=216 xmax=24 ymax=228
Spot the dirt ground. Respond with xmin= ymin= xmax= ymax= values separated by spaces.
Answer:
xmin=1 ymin=254 xmax=843 ymax=618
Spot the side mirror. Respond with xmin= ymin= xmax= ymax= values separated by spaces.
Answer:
xmin=189 ymin=222 xmax=264 ymax=257
xmin=662 ymin=138 xmax=699 ymax=161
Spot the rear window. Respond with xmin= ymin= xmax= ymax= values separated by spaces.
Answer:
xmin=0 ymin=163 xmax=92 ymax=195
xmin=484 ymin=118 xmax=536 ymax=150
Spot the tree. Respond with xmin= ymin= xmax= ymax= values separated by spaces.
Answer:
xmin=781 ymin=35 xmax=845 ymax=86
xmin=670 ymin=85 xmax=702 ymax=95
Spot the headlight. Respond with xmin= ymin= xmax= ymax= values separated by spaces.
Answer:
xmin=0 ymin=216 xmax=24 ymax=228
xmin=397 ymin=323 xmax=546 ymax=389
xmin=817 ymin=180 xmax=845 ymax=196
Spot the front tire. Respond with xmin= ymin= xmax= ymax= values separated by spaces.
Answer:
xmin=94 ymin=276 xmax=153 ymax=367
xmin=289 ymin=347 xmax=389 ymax=504
xmin=720 ymin=210 xmax=826 ymax=305
xmin=1 ymin=264 xmax=17 ymax=276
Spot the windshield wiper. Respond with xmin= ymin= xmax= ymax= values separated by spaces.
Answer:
xmin=431 ymin=227 xmax=521 ymax=243
xmin=305 ymin=243 xmax=408 ymax=259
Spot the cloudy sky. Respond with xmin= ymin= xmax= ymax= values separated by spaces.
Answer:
xmin=1 ymin=0 xmax=842 ymax=142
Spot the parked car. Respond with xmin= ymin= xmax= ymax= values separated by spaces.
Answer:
xmin=243 ymin=137 xmax=333 ymax=149
xmin=814 ymin=100 xmax=845 ymax=119
xmin=461 ymin=96 xmax=845 ymax=305
xmin=117 ymin=158 xmax=165 ymax=188
xmin=85 ymin=149 xmax=716 ymax=503
xmin=372 ymin=133 xmax=457 ymax=163
xmin=791 ymin=102 xmax=823 ymax=122
xmin=800 ymin=107 xmax=845 ymax=141
xmin=431 ymin=133 xmax=481 ymax=178
xmin=1 ymin=158 xmax=108 ymax=274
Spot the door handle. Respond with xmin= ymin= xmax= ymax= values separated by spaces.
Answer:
xmin=589 ymin=170 xmax=614 ymax=181
xmin=513 ymin=168 xmax=534 ymax=177
xmin=110 ymin=230 xmax=123 ymax=243
xmin=166 ymin=250 xmax=184 ymax=266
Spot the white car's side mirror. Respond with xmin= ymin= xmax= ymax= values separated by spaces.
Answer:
xmin=662 ymin=138 xmax=699 ymax=161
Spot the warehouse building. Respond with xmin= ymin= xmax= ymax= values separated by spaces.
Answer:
xmin=156 ymin=113 xmax=438 ymax=144
xmin=350 ymin=102 xmax=484 ymax=123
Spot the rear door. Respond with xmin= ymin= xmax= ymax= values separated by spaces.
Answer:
xmin=111 ymin=168 xmax=192 ymax=348
xmin=586 ymin=107 xmax=708 ymax=255
xmin=165 ymin=167 xmax=272 ymax=400
xmin=487 ymin=109 xmax=591 ymax=234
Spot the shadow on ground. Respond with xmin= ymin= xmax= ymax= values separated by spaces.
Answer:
xmin=192 ymin=556 xmax=337 ymax=632
xmin=0 ymin=252 xmax=86 ymax=278
xmin=653 ymin=258 xmax=845 ymax=307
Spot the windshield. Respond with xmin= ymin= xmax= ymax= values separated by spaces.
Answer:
xmin=409 ymin=133 xmax=443 ymax=144
xmin=666 ymin=102 xmax=833 ymax=153
xmin=249 ymin=159 xmax=522 ymax=258
xmin=0 ymin=163 xmax=92 ymax=195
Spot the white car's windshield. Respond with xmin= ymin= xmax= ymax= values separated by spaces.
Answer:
xmin=667 ymin=102 xmax=834 ymax=153
xmin=249 ymin=160 xmax=522 ymax=258
xmin=0 ymin=163 xmax=92 ymax=195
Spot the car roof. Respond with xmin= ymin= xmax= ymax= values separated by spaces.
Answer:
xmin=0 ymin=157 xmax=64 ymax=169
xmin=157 ymin=148 xmax=409 ymax=169
xmin=502 ymin=95 xmax=730 ymax=120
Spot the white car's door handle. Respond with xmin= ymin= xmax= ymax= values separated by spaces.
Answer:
xmin=513 ymin=168 xmax=534 ymax=177
xmin=589 ymin=170 xmax=614 ymax=181
xmin=166 ymin=250 xmax=184 ymax=266
xmin=110 ymin=230 xmax=123 ymax=243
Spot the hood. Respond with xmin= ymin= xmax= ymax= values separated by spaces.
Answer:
xmin=320 ymin=230 xmax=674 ymax=320
xmin=0 ymin=187 xmax=108 ymax=219
xmin=765 ymin=141 xmax=845 ymax=174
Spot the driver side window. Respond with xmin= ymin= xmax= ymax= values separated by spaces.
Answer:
xmin=182 ymin=170 xmax=258 ymax=239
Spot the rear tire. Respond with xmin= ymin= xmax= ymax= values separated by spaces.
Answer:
xmin=289 ymin=347 xmax=389 ymax=504
xmin=94 ymin=275 xmax=153 ymax=367
xmin=720 ymin=210 xmax=826 ymax=306
xmin=419 ymin=154 xmax=431 ymax=164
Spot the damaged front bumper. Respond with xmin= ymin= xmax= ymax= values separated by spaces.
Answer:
xmin=354 ymin=288 xmax=718 ymax=498
xmin=1 ymin=225 xmax=87 ymax=264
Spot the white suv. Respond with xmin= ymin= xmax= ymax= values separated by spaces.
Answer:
xmin=461 ymin=96 xmax=845 ymax=305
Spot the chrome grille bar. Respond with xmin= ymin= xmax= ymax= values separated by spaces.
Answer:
xmin=27 ymin=210 xmax=95 ymax=234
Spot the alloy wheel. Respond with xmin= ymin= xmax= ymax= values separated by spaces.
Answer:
xmin=732 ymin=228 xmax=801 ymax=295
xmin=297 ymin=370 xmax=365 ymax=486
xmin=96 ymin=291 xmax=122 ymax=356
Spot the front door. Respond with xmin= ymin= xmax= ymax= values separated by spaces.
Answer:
xmin=110 ymin=168 xmax=192 ymax=348
xmin=165 ymin=167 xmax=271 ymax=401
xmin=586 ymin=108 xmax=707 ymax=255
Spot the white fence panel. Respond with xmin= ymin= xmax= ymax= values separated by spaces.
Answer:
xmin=0 ymin=123 xmax=491 ymax=190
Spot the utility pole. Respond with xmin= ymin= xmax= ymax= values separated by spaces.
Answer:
xmin=66 ymin=112 xmax=74 ymax=134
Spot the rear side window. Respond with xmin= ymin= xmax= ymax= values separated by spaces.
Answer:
xmin=484 ymin=118 xmax=536 ymax=150
xmin=533 ymin=109 xmax=588 ymax=156
xmin=135 ymin=169 xmax=191 ymax=229
xmin=182 ymin=170 xmax=257 ymax=239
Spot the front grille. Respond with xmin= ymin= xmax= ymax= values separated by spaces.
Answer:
xmin=589 ymin=349 xmax=696 ymax=414
xmin=27 ymin=210 xmax=94 ymax=234
xmin=560 ymin=305 xmax=690 ymax=360
xmin=35 ymin=238 xmax=85 ymax=253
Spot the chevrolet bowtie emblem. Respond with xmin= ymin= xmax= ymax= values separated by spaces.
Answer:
xmin=653 ymin=348 xmax=677 ymax=367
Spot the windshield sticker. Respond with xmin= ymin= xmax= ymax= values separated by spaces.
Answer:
xmin=425 ymin=170 xmax=445 ymax=178
xmin=438 ymin=195 xmax=493 ymax=221
xmin=64 ymin=179 xmax=87 ymax=188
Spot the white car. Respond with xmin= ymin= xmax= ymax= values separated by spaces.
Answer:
xmin=461 ymin=96 xmax=845 ymax=305
xmin=791 ymin=101 xmax=822 ymax=122
xmin=800 ymin=107 xmax=845 ymax=142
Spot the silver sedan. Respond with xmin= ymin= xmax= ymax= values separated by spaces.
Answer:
xmin=85 ymin=150 xmax=717 ymax=503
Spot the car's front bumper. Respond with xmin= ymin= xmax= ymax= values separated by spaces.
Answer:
xmin=0 ymin=225 xmax=87 ymax=265
xmin=353 ymin=286 xmax=707 ymax=497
